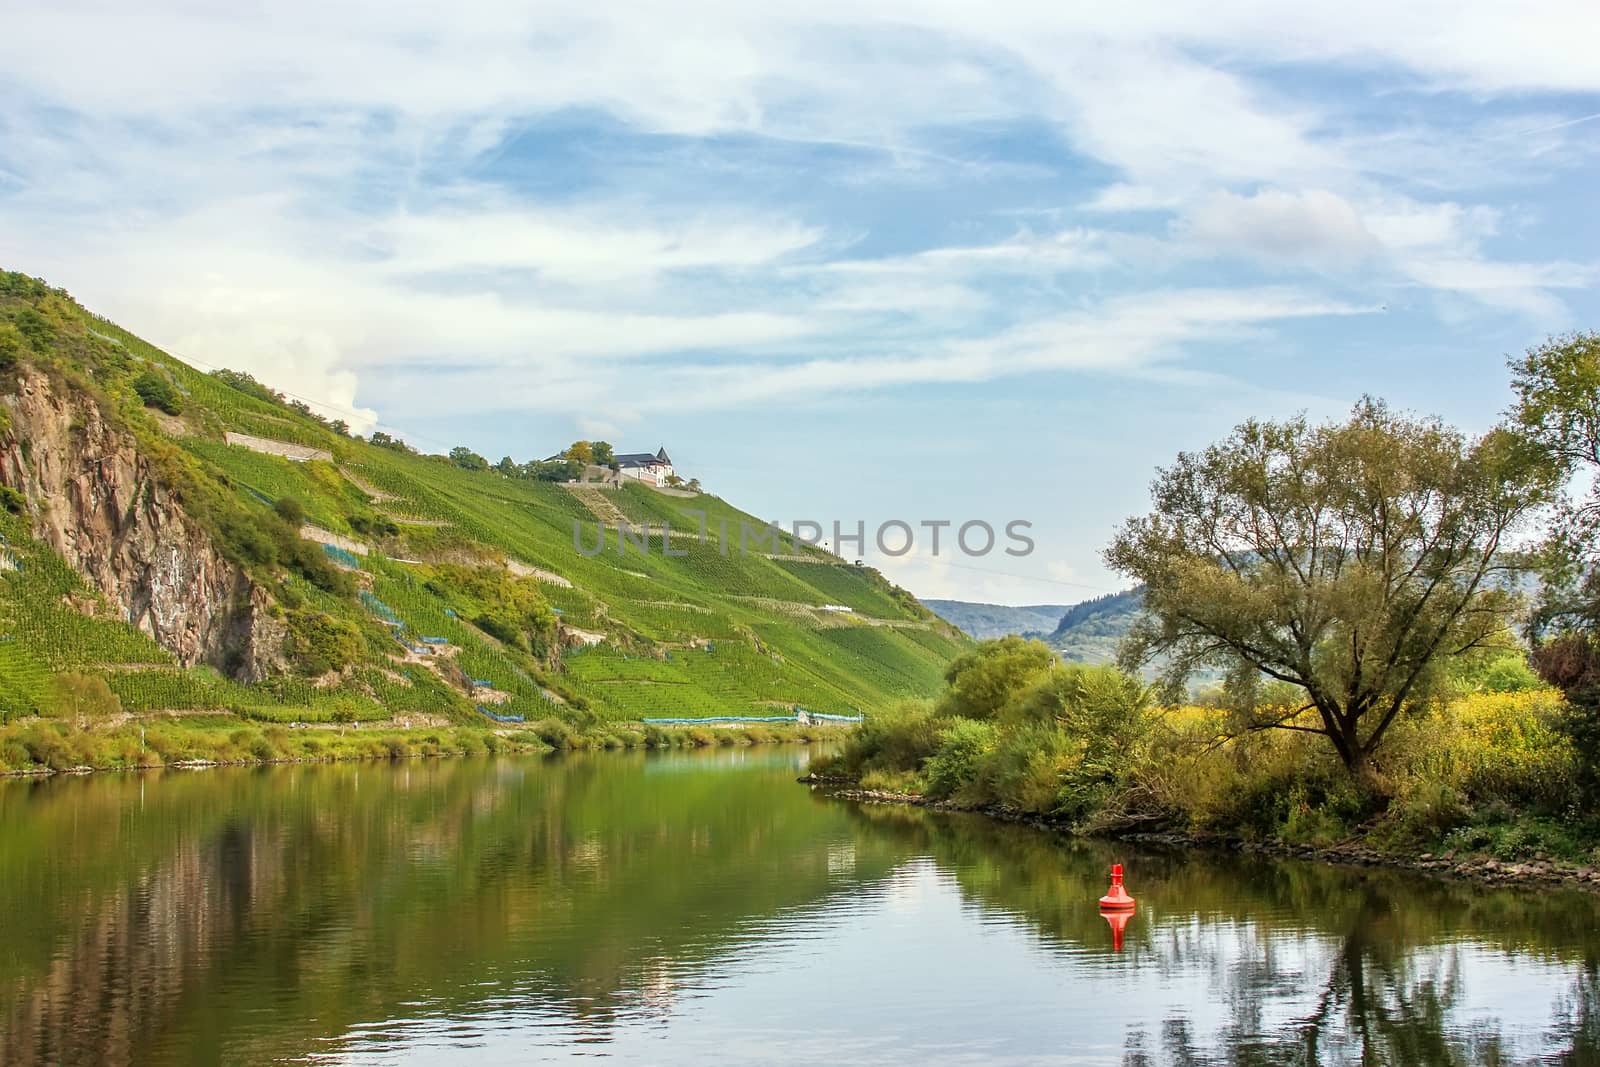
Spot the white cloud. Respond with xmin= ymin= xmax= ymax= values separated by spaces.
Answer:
xmin=370 ymin=204 xmax=824 ymax=284
xmin=367 ymin=284 xmax=1365 ymax=419
xmin=1 ymin=0 xmax=1594 ymax=434
xmin=1183 ymin=189 xmax=1380 ymax=268
xmin=174 ymin=323 xmax=379 ymax=434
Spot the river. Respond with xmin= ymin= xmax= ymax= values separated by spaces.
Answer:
xmin=1 ymin=746 xmax=1596 ymax=1065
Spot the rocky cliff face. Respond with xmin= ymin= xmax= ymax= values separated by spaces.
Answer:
xmin=0 ymin=370 xmax=287 ymax=680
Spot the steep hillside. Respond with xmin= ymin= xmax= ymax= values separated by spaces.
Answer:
xmin=920 ymin=600 xmax=1071 ymax=639
xmin=0 ymin=270 xmax=969 ymax=726
xmin=1046 ymin=588 xmax=1143 ymax=664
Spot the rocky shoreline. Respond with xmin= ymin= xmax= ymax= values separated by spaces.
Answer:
xmin=799 ymin=775 xmax=1600 ymax=894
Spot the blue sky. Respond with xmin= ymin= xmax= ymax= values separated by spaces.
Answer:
xmin=2 ymin=2 xmax=1597 ymax=602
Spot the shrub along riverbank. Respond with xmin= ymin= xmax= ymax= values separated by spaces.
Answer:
xmin=0 ymin=714 xmax=849 ymax=775
xmin=812 ymin=351 xmax=1600 ymax=874
xmin=810 ymin=638 xmax=1591 ymax=864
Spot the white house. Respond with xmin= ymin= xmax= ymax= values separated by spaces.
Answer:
xmin=615 ymin=448 xmax=675 ymax=487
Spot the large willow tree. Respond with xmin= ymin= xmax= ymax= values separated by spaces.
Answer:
xmin=1105 ymin=398 xmax=1551 ymax=776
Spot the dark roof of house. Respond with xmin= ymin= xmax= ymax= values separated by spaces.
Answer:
xmin=615 ymin=451 xmax=666 ymax=467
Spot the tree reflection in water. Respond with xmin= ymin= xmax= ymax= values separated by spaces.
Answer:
xmin=845 ymin=803 xmax=1600 ymax=1066
xmin=4 ymin=756 xmax=1600 ymax=1066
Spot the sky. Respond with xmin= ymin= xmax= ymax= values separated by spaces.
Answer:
xmin=2 ymin=2 xmax=1597 ymax=604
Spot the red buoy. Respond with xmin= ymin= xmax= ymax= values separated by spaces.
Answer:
xmin=1098 ymin=863 xmax=1135 ymax=910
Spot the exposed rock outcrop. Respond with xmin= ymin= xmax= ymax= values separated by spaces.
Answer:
xmin=0 ymin=370 xmax=288 ymax=679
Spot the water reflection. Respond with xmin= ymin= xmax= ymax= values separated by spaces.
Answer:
xmin=846 ymin=804 xmax=1600 ymax=1065
xmin=0 ymin=752 xmax=1597 ymax=1064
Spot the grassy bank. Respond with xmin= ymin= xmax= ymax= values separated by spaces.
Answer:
xmin=0 ymin=713 xmax=850 ymax=775
xmin=812 ymin=639 xmax=1594 ymax=865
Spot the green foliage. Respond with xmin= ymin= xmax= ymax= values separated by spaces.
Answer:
xmin=979 ymin=724 xmax=1081 ymax=814
xmin=936 ymin=636 xmax=1057 ymax=720
xmin=0 ymin=485 xmax=24 ymax=513
xmin=286 ymin=611 xmax=363 ymax=675
xmin=1476 ymin=653 xmax=1545 ymax=694
xmin=368 ymin=430 xmax=415 ymax=455
xmin=44 ymin=672 xmax=122 ymax=728
xmin=1107 ymin=397 xmax=1553 ymax=774
xmin=924 ymin=718 xmax=998 ymax=798
xmin=272 ymin=496 xmax=306 ymax=526
xmin=1507 ymin=333 xmax=1600 ymax=802
xmin=348 ymin=512 xmax=399 ymax=538
xmin=13 ymin=306 xmax=55 ymax=352
xmin=426 ymin=564 xmax=558 ymax=656
xmin=0 ymin=322 xmax=24 ymax=369
xmin=132 ymin=369 xmax=182 ymax=414
xmin=450 ymin=446 xmax=489 ymax=471
xmin=211 ymin=368 xmax=281 ymax=404
xmin=823 ymin=700 xmax=943 ymax=780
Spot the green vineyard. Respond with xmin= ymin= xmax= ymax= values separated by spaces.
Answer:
xmin=0 ymin=271 xmax=970 ymax=726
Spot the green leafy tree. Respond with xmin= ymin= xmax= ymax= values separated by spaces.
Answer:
xmin=1106 ymin=398 xmax=1551 ymax=777
xmin=13 ymin=307 xmax=55 ymax=352
xmin=132 ymin=369 xmax=182 ymax=415
xmin=449 ymin=446 xmax=489 ymax=471
xmin=1510 ymin=333 xmax=1600 ymax=643
xmin=272 ymin=496 xmax=306 ymax=527
xmin=368 ymin=431 xmax=414 ymax=454
xmin=211 ymin=368 xmax=281 ymax=404
xmin=935 ymin=636 xmax=1058 ymax=720
xmin=1506 ymin=332 xmax=1600 ymax=793
xmin=591 ymin=441 xmax=615 ymax=466
xmin=923 ymin=719 xmax=999 ymax=797
xmin=0 ymin=323 xmax=24 ymax=370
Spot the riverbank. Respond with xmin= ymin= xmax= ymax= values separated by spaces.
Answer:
xmin=0 ymin=714 xmax=848 ymax=776
xmin=802 ymin=775 xmax=1600 ymax=894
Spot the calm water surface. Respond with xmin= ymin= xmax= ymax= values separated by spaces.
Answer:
xmin=3 ymin=746 xmax=1599 ymax=1065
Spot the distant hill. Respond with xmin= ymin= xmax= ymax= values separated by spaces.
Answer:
xmin=924 ymin=587 xmax=1145 ymax=665
xmin=920 ymin=601 xmax=1072 ymax=640
xmin=1047 ymin=588 xmax=1143 ymax=665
